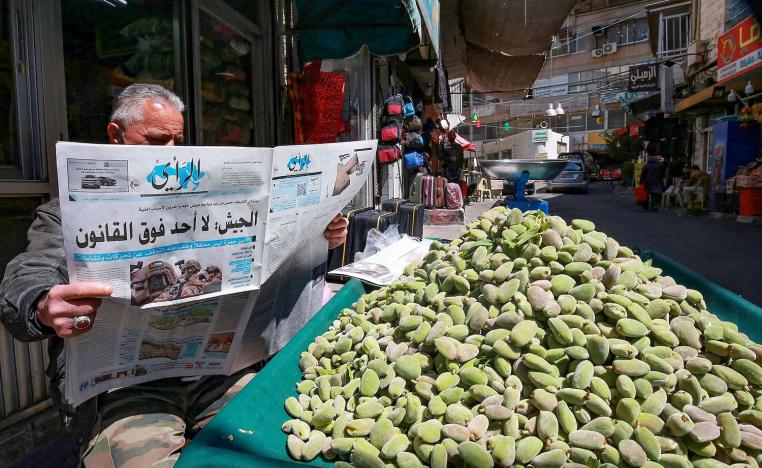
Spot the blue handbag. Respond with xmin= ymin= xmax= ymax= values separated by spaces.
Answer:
xmin=403 ymin=151 xmax=424 ymax=170
xmin=403 ymin=96 xmax=415 ymax=118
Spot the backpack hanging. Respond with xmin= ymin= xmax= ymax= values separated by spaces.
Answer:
xmin=403 ymin=132 xmax=425 ymax=152
xmin=377 ymin=144 xmax=401 ymax=165
xmin=380 ymin=121 xmax=403 ymax=144
xmin=403 ymin=151 xmax=425 ymax=170
xmin=383 ymin=94 xmax=404 ymax=118
xmin=402 ymin=96 xmax=415 ymax=118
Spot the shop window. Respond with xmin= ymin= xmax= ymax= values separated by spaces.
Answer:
xmin=485 ymin=124 xmax=497 ymax=141
xmin=568 ymin=114 xmax=586 ymax=133
xmin=62 ymin=0 xmax=181 ymax=143
xmin=0 ymin=196 xmax=45 ymax=277
xmin=607 ymin=109 xmax=626 ymax=129
xmin=587 ymin=113 xmax=604 ymax=131
xmin=0 ymin=0 xmax=19 ymax=179
xmin=659 ymin=12 xmax=690 ymax=57
xmin=220 ymin=0 xmax=257 ymax=24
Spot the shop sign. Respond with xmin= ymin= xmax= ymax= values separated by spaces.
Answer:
xmin=628 ymin=64 xmax=659 ymax=92
xmin=717 ymin=16 xmax=762 ymax=83
xmin=416 ymin=0 xmax=440 ymax=56
xmin=600 ymin=90 xmax=650 ymax=104
xmin=533 ymin=75 xmax=569 ymax=98
xmin=532 ymin=129 xmax=549 ymax=142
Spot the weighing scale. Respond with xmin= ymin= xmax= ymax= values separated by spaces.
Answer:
xmin=479 ymin=159 xmax=567 ymax=214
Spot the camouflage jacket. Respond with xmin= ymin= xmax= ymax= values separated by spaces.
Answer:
xmin=0 ymin=199 xmax=68 ymax=406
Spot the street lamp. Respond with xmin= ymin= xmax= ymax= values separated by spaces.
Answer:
xmin=592 ymin=104 xmax=601 ymax=117
xmin=728 ymin=90 xmax=737 ymax=103
xmin=555 ymin=103 xmax=565 ymax=115
xmin=546 ymin=103 xmax=557 ymax=117
xmin=746 ymin=81 xmax=755 ymax=95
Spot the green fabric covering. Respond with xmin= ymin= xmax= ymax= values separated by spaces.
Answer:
xmin=296 ymin=0 xmax=421 ymax=62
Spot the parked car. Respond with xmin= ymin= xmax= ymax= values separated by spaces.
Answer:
xmin=81 ymin=174 xmax=100 ymax=189
xmin=546 ymin=160 xmax=589 ymax=193
xmin=98 ymin=176 xmax=117 ymax=186
xmin=559 ymin=151 xmax=600 ymax=181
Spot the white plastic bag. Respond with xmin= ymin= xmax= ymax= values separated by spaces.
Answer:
xmin=355 ymin=224 xmax=403 ymax=261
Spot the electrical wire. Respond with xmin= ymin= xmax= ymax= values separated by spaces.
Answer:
xmin=454 ymin=52 xmax=689 ymax=99
xmin=547 ymin=0 xmax=674 ymax=51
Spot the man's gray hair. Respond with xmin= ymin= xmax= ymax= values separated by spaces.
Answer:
xmin=110 ymin=83 xmax=185 ymax=128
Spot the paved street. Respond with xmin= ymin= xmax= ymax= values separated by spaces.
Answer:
xmin=426 ymin=182 xmax=762 ymax=307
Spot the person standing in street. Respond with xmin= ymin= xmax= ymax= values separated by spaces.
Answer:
xmin=640 ymin=156 xmax=663 ymax=212
xmin=0 ymin=83 xmax=348 ymax=467
xmin=441 ymin=130 xmax=464 ymax=183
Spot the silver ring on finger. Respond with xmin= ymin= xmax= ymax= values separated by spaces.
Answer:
xmin=73 ymin=315 xmax=92 ymax=331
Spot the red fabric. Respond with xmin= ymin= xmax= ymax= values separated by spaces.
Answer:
xmin=289 ymin=61 xmax=346 ymax=144
xmin=454 ymin=133 xmax=477 ymax=151
xmin=459 ymin=180 xmax=468 ymax=198
xmin=634 ymin=184 xmax=648 ymax=206
xmin=446 ymin=182 xmax=463 ymax=209
xmin=739 ymin=187 xmax=762 ymax=216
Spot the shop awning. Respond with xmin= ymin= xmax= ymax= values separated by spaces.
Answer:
xmin=295 ymin=0 xmax=423 ymax=62
xmin=441 ymin=0 xmax=577 ymax=97
xmin=674 ymin=85 xmax=727 ymax=114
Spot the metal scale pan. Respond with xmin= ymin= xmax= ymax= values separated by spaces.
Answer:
xmin=479 ymin=159 xmax=568 ymax=213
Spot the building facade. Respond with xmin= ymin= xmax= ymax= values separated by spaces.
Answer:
xmin=463 ymin=0 xmax=692 ymax=158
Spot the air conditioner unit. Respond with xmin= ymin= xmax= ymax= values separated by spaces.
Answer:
xmin=602 ymin=42 xmax=618 ymax=55
xmin=591 ymin=48 xmax=604 ymax=58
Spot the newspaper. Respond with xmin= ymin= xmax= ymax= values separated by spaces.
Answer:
xmin=56 ymin=140 xmax=376 ymax=406
xmin=330 ymin=237 xmax=433 ymax=286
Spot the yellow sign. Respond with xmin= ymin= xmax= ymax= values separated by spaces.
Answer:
xmin=587 ymin=131 xmax=608 ymax=145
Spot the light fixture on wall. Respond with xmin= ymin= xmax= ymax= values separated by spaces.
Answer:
xmin=555 ymin=103 xmax=565 ymax=115
xmin=546 ymin=103 xmax=557 ymax=117
xmin=745 ymin=81 xmax=755 ymax=95
xmin=728 ymin=90 xmax=738 ymax=103
xmin=591 ymin=104 xmax=601 ymax=117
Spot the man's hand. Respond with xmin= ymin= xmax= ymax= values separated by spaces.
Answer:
xmin=324 ymin=213 xmax=349 ymax=249
xmin=36 ymin=283 xmax=113 ymax=338
xmin=333 ymin=154 xmax=359 ymax=196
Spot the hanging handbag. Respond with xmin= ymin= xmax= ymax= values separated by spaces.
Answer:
xmin=377 ymin=144 xmax=401 ymax=165
xmin=403 ymin=151 xmax=425 ymax=170
xmin=380 ymin=121 xmax=403 ymax=144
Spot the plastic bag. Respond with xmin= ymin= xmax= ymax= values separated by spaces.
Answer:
xmin=634 ymin=184 xmax=648 ymax=206
xmin=355 ymin=224 xmax=403 ymax=261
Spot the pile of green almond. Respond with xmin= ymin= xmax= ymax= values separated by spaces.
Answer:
xmin=282 ymin=207 xmax=762 ymax=468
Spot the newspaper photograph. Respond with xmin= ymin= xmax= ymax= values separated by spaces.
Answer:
xmin=56 ymin=140 xmax=376 ymax=406
xmin=330 ymin=237 xmax=433 ymax=286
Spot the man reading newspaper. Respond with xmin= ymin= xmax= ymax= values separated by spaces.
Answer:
xmin=0 ymin=84 xmax=349 ymax=467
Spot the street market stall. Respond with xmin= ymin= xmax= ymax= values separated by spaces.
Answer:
xmin=178 ymin=208 xmax=762 ymax=468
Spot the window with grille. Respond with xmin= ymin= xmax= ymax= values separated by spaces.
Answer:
xmin=549 ymin=28 xmax=578 ymax=57
xmin=605 ymin=18 xmax=649 ymax=46
xmin=726 ymin=0 xmax=753 ymax=30
xmin=659 ymin=12 xmax=690 ymax=57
